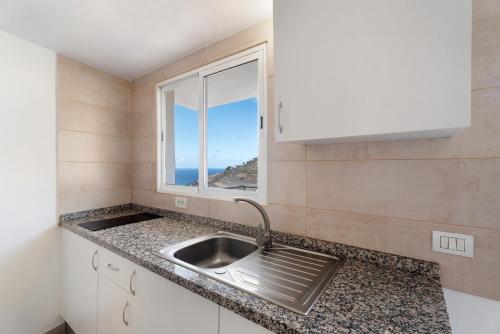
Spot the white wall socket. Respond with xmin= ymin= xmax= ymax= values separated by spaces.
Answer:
xmin=432 ymin=231 xmax=473 ymax=257
xmin=174 ymin=197 xmax=187 ymax=209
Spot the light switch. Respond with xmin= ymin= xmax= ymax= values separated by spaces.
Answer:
xmin=432 ymin=231 xmax=473 ymax=257
xmin=174 ymin=197 xmax=187 ymax=208
xmin=440 ymin=236 xmax=448 ymax=249
xmin=448 ymin=237 xmax=457 ymax=251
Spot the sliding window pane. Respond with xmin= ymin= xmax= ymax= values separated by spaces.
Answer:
xmin=163 ymin=75 xmax=199 ymax=186
xmin=205 ymin=60 xmax=259 ymax=191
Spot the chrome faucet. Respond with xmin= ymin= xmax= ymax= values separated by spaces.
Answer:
xmin=233 ymin=197 xmax=272 ymax=249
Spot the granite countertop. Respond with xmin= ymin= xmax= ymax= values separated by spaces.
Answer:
xmin=60 ymin=204 xmax=451 ymax=334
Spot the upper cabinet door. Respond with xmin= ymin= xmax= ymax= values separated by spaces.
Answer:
xmin=274 ymin=0 xmax=471 ymax=143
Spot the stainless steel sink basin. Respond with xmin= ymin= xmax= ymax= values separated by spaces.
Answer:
xmin=155 ymin=232 xmax=345 ymax=315
xmin=173 ymin=236 xmax=258 ymax=268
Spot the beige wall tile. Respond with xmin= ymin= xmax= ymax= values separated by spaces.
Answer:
xmin=58 ymin=162 xmax=130 ymax=193
xmin=152 ymin=192 xmax=208 ymax=217
xmin=307 ymin=87 xmax=500 ymax=160
xmin=305 ymin=207 xmax=500 ymax=300
xmin=268 ymin=141 xmax=306 ymax=161
xmin=441 ymin=264 xmax=500 ymax=301
xmin=131 ymin=188 xmax=153 ymax=207
xmin=207 ymin=200 xmax=305 ymax=235
xmin=58 ymin=188 xmax=131 ymax=214
xmin=132 ymin=82 xmax=155 ymax=113
xmin=58 ymin=131 xmax=131 ymax=163
xmin=208 ymin=198 xmax=262 ymax=226
xmin=268 ymin=161 xmax=306 ymax=206
xmin=132 ymin=136 xmax=155 ymax=163
xmin=129 ymin=109 xmax=155 ymax=138
xmin=131 ymin=163 xmax=154 ymax=190
xmin=472 ymin=16 xmax=500 ymax=89
xmin=266 ymin=204 xmax=306 ymax=235
xmin=473 ymin=0 xmax=500 ymax=21
xmin=58 ymin=98 xmax=129 ymax=137
xmin=58 ymin=56 xmax=131 ymax=112
xmin=306 ymin=159 xmax=500 ymax=230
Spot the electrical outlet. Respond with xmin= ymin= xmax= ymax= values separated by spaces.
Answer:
xmin=432 ymin=231 xmax=473 ymax=257
xmin=174 ymin=197 xmax=187 ymax=209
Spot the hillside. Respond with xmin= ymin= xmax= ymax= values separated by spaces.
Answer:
xmin=208 ymin=157 xmax=257 ymax=191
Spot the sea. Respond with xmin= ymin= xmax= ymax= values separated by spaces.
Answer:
xmin=175 ymin=168 xmax=225 ymax=186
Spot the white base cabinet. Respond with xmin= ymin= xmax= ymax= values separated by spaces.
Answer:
xmin=62 ymin=229 xmax=98 ymax=334
xmin=274 ymin=0 xmax=471 ymax=143
xmin=220 ymin=307 xmax=274 ymax=334
xmin=98 ymin=276 xmax=131 ymax=334
xmin=62 ymin=230 xmax=274 ymax=334
xmin=131 ymin=265 xmax=219 ymax=334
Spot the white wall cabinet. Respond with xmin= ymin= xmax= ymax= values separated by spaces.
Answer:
xmin=62 ymin=230 xmax=99 ymax=334
xmin=62 ymin=231 xmax=272 ymax=334
xmin=273 ymin=0 xmax=471 ymax=143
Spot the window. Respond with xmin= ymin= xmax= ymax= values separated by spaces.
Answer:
xmin=157 ymin=45 xmax=267 ymax=202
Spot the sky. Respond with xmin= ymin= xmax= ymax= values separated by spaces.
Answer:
xmin=173 ymin=97 xmax=258 ymax=169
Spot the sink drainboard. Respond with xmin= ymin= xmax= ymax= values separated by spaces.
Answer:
xmin=155 ymin=231 xmax=345 ymax=315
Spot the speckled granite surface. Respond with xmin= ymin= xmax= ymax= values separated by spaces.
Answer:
xmin=60 ymin=205 xmax=451 ymax=334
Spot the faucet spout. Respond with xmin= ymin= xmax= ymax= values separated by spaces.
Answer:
xmin=233 ymin=197 xmax=272 ymax=249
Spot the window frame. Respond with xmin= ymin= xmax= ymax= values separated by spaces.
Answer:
xmin=156 ymin=44 xmax=267 ymax=203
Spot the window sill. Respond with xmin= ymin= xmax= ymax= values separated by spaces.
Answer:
xmin=156 ymin=186 xmax=267 ymax=205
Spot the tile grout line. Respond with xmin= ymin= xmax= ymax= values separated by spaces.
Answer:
xmin=58 ymin=128 xmax=132 ymax=139
xmin=58 ymin=96 xmax=131 ymax=114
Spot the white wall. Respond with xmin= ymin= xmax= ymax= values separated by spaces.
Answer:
xmin=444 ymin=288 xmax=500 ymax=334
xmin=0 ymin=31 xmax=60 ymax=333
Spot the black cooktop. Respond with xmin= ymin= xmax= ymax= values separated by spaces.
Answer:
xmin=78 ymin=212 xmax=162 ymax=231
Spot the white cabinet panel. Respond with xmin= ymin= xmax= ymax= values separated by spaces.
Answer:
xmin=219 ymin=307 xmax=274 ymax=334
xmin=62 ymin=230 xmax=98 ymax=334
xmin=99 ymin=246 xmax=136 ymax=294
xmin=274 ymin=0 xmax=471 ymax=143
xmin=130 ymin=265 xmax=219 ymax=334
xmin=98 ymin=277 xmax=131 ymax=334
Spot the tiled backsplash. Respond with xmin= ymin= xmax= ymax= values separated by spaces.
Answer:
xmin=57 ymin=0 xmax=500 ymax=301
xmin=57 ymin=56 xmax=132 ymax=213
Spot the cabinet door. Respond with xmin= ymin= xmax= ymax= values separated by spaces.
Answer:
xmin=220 ymin=307 xmax=274 ymax=334
xmin=62 ymin=230 xmax=99 ymax=334
xmin=98 ymin=276 xmax=131 ymax=334
xmin=274 ymin=0 xmax=470 ymax=143
xmin=130 ymin=265 xmax=218 ymax=334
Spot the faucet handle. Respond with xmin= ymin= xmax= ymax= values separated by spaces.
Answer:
xmin=256 ymin=223 xmax=264 ymax=247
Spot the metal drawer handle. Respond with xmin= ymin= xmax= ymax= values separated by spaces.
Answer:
xmin=278 ymin=102 xmax=283 ymax=133
xmin=122 ymin=302 xmax=129 ymax=327
xmin=107 ymin=263 xmax=120 ymax=272
xmin=129 ymin=270 xmax=136 ymax=296
xmin=91 ymin=250 xmax=98 ymax=271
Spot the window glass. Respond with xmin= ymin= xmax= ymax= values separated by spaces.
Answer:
xmin=163 ymin=75 xmax=199 ymax=186
xmin=205 ymin=60 xmax=259 ymax=191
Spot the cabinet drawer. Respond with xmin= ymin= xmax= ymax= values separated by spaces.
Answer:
xmin=99 ymin=247 xmax=136 ymax=295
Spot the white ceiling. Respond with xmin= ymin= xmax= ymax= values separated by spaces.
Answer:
xmin=0 ymin=0 xmax=272 ymax=80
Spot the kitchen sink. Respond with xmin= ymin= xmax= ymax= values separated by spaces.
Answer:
xmin=155 ymin=231 xmax=345 ymax=315
xmin=173 ymin=236 xmax=258 ymax=268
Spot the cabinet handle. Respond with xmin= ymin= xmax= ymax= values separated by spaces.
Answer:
xmin=278 ymin=102 xmax=283 ymax=133
xmin=91 ymin=250 xmax=98 ymax=271
xmin=122 ymin=302 xmax=129 ymax=327
xmin=107 ymin=263 xmax=120 ymax=272
xmin=129 ymin=270 xmax=136 ymax=296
